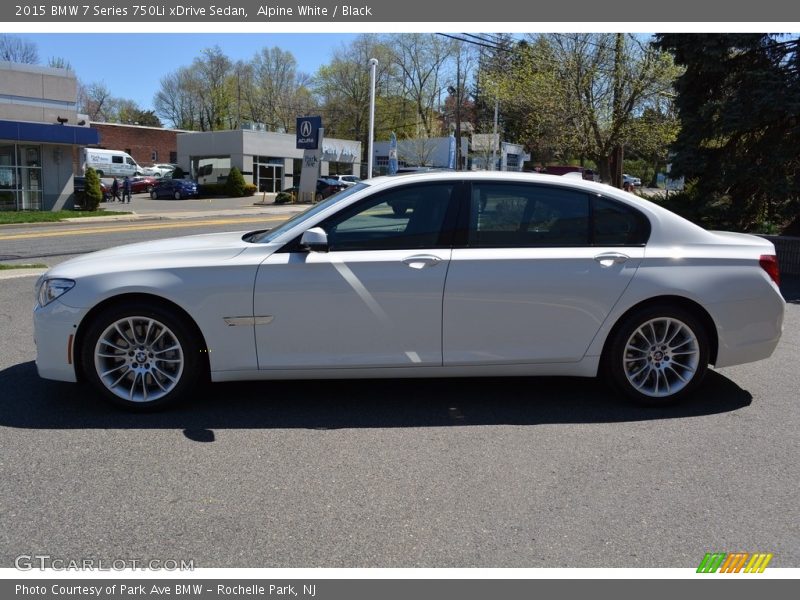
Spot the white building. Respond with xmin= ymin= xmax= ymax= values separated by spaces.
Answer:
xmin=177 ymin=129 xmax=361 ymax=193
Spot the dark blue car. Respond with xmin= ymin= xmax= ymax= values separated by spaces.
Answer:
xmin=150 ymin=178 xmax=198 ymax=200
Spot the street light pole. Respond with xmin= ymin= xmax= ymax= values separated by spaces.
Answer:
xmin=367 ymin=58 xmax=378 ymax=179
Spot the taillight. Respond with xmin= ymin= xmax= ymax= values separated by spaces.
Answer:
xmin=759 ymin=254 xmax=780 ymax=286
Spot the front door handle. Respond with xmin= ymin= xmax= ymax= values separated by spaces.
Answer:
xmin=594 ymin=252 xmax=629 ymax=267
xmin=402 ymin=255 xmax=442 ymax=269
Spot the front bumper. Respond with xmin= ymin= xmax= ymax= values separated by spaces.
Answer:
xmin=33 ymin=299 xmax=87 ymax=383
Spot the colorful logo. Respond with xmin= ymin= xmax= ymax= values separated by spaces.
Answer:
xmin=697 ymin=552 xmax=773 ymax=573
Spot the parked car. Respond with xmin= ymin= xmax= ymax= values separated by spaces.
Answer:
xmin=542 ymin=165 xmax=598 ymax=182
xmin=33 ymin=171 xmax=784 ymax=410
xmin=143 ymin=163 xmax=177 ymax=178
xmin=623 ymin=174 xmax=642 ymax=187
xmin=278 ymin=178 xmax=348 ymax=203
xmin=73 ymin=176 xmax=110 ymax=205
xmin=330 ymin=174 xmax=362 ymax=187
xmin=150 ymin=178 xmax=198 ymax=200
xmin=129 ymin=176 xmax=159 ymax=194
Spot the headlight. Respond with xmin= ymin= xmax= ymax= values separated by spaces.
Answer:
xmin=36 ymin=278 xmax=75 ymax=307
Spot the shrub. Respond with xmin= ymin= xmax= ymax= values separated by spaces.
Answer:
xmin=224 ymin=166 xmax=247 ymax=197
xmin=197 ymin=183 xmax=226 ymax=197
xmin=243 ymin=183 xmax=257 ymax=196
xmin=275 ymin=191 xmax=296 ymax=204
xmin=83 ymin=167 xmax=103 ymax=211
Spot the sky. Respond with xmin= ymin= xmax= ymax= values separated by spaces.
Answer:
xmin=22 ymin=33 xmax=359 ymax=112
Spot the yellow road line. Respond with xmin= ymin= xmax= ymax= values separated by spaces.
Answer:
xmin=0 ymin=216 xmax=287 ymax=241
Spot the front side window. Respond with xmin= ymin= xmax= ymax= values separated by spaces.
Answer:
xmin=469 ymin=183 xmax=590 ymax=248
xmin=323 ymin=183 xmax=456 ymax=251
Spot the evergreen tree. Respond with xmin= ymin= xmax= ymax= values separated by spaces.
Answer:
xmin=224 ymin=166 xmax=247 ymax=197
xmin=654 ymin=34 xmax=800 ymax=231
xmin=83 ymin=167 xmax=103 ymax=211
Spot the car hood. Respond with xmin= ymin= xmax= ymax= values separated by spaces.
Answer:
xmin=46 ymin=231 xmax=254 ymax=279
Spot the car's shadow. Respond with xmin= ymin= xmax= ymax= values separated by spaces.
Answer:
xmin=0 ymin=362 xmax=752 ymax=437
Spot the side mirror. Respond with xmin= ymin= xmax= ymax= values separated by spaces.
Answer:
xmin=300 ymin=227 xmax=329 ymax=252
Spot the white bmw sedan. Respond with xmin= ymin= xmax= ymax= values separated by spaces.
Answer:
xmin=33 ymin=172 xmax=785 ymax=410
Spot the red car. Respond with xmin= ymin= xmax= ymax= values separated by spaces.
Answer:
xmin=128 ymin=176 xmax=158 ymax=194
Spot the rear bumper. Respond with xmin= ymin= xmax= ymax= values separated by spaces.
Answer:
xmin=712 ymin=284 xmax=785 ymax=368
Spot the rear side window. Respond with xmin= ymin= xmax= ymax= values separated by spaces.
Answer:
xmin=592 ymin=196 xmax=650 ymax=246
xmin=468 ymin=183 xmax=590 ymax=247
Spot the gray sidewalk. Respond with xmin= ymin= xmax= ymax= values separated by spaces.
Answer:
xmin=68 ymin=192 xmax=308 ymax=223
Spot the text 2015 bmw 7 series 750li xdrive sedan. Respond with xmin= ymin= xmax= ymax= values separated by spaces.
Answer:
xmin=33 ymin=172 xmax=785 ymax=410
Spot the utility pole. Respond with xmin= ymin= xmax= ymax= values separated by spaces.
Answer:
xmin=611 ymin=33 xmax=624 ymax=188
xmin=492 ymin=96 xmax=498 ymax=171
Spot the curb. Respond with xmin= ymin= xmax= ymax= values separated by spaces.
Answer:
xmin=0 ymin=268 xmax=48 ymax=280
xmin=0 ymin=204 xmax=308 ymax=228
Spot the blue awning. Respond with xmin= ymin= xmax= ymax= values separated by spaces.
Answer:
xmin=0 ymin=120 xmax=99 ymax=145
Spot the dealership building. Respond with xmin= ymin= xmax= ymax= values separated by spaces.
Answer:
xmin=177 ymin=127 xmax=362 ymax=193
xmin=0 ymin=61 xmax=98 ymax=211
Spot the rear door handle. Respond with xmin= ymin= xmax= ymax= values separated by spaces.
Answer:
xmin=402 ymin=255 xmax=442 ymax=269
xmin=594 ymin=252 xmax=629 ymax=267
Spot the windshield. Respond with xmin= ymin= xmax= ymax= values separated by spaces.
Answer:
xmin=247 ymin=182 xmax=369 ymax=244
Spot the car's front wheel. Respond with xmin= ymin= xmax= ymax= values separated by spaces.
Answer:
xmin=80 ymin=303 xmax=204 ymax=410
xmin=605 ymin=305 xmax=709 ymax=405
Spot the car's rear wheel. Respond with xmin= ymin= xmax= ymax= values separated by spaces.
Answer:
xmin=150 ymin=190 xmax=157 ymax=199
xmin=314 ymin=192 xmax=323 ymax=202
xmin=605 ymin=305 xmax=709 ymax=405
xmin=81 ymin=303 xmax=204 ymax=410
xmin=174 ymin=191 xmax=182 ymax=200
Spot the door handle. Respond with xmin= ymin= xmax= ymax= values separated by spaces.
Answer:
xmin=402 ymin=255 xmax=442 ymax=269
xmin=594 ymin=252 xmax=629 ymax=267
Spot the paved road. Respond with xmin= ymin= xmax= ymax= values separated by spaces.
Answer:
xmin=0 ymin=219 xmax=797 ymax=568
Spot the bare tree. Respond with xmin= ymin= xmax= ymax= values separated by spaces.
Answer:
xmin=390 ymin=33 xmax=454 ymax=137
xmin=245 ymin=46 xmax=301 ymax=131
xmin=397 ymin=135 xmax=439 ymax=167
xmin=0 ymin=34 xmax=38 ymax=63
xmin=47 ymin=57 xmax=73 ymax=71
xmin=78 ymin=81 xmax=113 ymax=122
xmin=154 ymin=67 xmax=202 ymax=130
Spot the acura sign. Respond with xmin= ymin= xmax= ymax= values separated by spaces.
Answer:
xmin=296 ymin=116 xmax=322 ymax=149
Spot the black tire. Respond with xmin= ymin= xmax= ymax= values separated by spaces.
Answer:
xmin=150 ymin=190 xmax=157 ymax=199
xmin=80 ymin=302 xmax=205 ymax=411
xmin=315 ymin=192 xmax=323 ymax=203
xmin=604 ymin=304 xmax=709 ymax=406
xmin=174 ymin=191 xmax=182 ymax=200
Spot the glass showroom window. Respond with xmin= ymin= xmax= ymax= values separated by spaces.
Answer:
xmin=0 ymin=144 xmax=43 ymax=211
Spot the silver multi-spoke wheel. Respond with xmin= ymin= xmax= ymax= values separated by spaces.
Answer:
xmin=622 ymin=317 xmax=700 ymax=398
xmin=606 ymin=306 xmax=709 ymax=405
xmin=93 ymin=316 xmax=184 ymax=403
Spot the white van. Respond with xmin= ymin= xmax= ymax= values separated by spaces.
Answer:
xmin=82 ymin=148 xmax=143 ymax=178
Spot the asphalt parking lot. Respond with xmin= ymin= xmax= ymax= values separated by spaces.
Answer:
xmin=0 ymin=264 xmax=797 ymax=568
